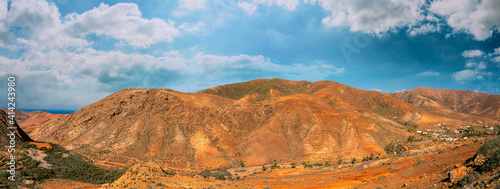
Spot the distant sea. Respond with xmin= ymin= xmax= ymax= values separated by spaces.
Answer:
xmin=19 ymin=109 xmax=76 ymax=114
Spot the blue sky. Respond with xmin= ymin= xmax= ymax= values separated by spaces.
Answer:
xmin=0 ymin=0 xmax=499 ymax=110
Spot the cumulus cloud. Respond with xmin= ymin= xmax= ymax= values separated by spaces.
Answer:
xmin=178 ymin=0 xmax=206 ymax=10
xmin=0 ymin=48 xmax=344 ymax=108
xmin=65 ymin=3 xmax=180 ymax=48
xmin=408 ymin=23 xmax=439 ymax=36
xmin=417 ymin=71 xmax=440 ymax=77
xmin=1 ymin=1 xmax=181 ymax=49
xmin=429 ymin=0 xmax=500 ymax=40
xmin=178 ymin=22 xmax=204 ymax=33
xmin=462 ymin=50 xmax=484 ymax=58
xmin=238 ymin=2 xmax=258 ymax=15
xmin=307 ymin=0 xmax=426 ymax=35
xmin=452 ymin=69 xmax=485 ymax=81
xmin=452 ymin=47 xmax=497 ymax=81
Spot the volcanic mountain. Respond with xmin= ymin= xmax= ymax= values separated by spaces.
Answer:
xmin=31 ymin=79 xmax=478 ymax=171
xmin=17 ymin=111 xmax=66 ymax=134
xmin=0 ymin=110 xmax=33 ymax=149
xmin=389 ymin=87 xmax=500 ymax=123
xmin=1 ymin=109 xmax=41 ymax=122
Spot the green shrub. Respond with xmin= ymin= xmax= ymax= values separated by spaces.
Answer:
xmin=477 ymin=136 xmax=500 ymax=156
xmin=163 ymin=169 xmax=176 ymax=176
xmin=324 ymin=162 xmax=330 ymax=167
xmin=313 ymin=162 xmax=323 ymax=166
xmin=480 ymin=148 xmax=500 ymax=173
xmin=416 ymin=159 xmax=425 ymax=166
xmin=22 ymin=144 xmax=38 ymax=149
xmin=239 ymin=160 xmax=245 ymax=167
xmin=351 ymin=158 xmax=357 ymax=164
xmin=303 ymin=164 xmax=313 ymax=168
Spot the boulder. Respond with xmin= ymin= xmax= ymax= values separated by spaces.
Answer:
xmin=448 ymin=166 xmax=467 ymax=182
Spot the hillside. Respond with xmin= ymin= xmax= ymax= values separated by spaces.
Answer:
xmin=389 ymin=87 xmax=500 ymax=123
xmin=0 ymin=109 xmax=41 ymax=122
xmin=0 ymin=110 xmax=33 ymax=149
xmin=31 ymin=79 xmax=500 ymax=173
xmin=201 ymin=79 xmax=463 ymax=124
xmin=17 ymin=111 xmax=66 ymax=134
xmin=31 ymin=82 xmax=418 ymax=171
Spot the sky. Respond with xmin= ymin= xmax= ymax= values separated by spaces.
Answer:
xmin=0 ymin=0 xmax=499 ymax=110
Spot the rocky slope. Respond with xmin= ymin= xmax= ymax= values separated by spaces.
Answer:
xmin=389 ymin=87 xmax=500 ymax=123
xmin=0 ymin=109 xmax=41 ymax=122
xmin=0 ymin=110 xmax=33 ymax=149
xmin=31 ymin=79 xmax=499 ymax=172
xmin=30 ymin=79 xmax=428 ymax=171
xmin=17 ymin=111 xmax=66 ymax=134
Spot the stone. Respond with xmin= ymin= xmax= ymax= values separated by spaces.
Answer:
xmin=449 ymin=166 xmax=467 ymax=182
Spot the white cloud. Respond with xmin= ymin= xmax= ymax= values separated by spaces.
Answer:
xmin=238 ymin=2 xmax=258 ymax=15
xmin=371 ymin=88 xmax=382 ymax=92
xmin=2 ymin=1 xmax=181 ymax=49
xmin=462 ymin=50 xmax=484 ymax=58
xmin=65 ymin=3 xmax=180 ymax=48
xmin=0 ymin=47 xmax=344 ymax=108
xmin=178 ymin=0 xmax=206 ymax=10
xmin=308 ymin=0 xmax=426 ymax=35
xmin=492 ymin=56 xmax=500 ymax=63
xmin=417 ymin=71 xmax=440 ymax=77
xmin=252 ymin=0 xmax=300 ymax=10
xmin=408 ymin=23 xmax=439 ymax=36
xmin=178 ymin=22 xmax=204 ymax=33
xmin=429 ymin=0 xmax=500 ymax=40
xmin=465 ymin=62 xmax=487 ymax=69
xmin=5 ymin=0 xmax=89 ymax=49
xmin=453 ymin=69 xmax=479 ymax=81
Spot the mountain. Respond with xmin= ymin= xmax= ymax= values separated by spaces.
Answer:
xmin=31 ymin=79 xmax=498 ymax=171
xmin=31 ymin=79 xmax=431 ymax=171
xmin=0 ymin=110 xmax=33 ymax=149
xmin=17 ymin=111 xmax=66 ymax=134
xmin=201 ymin=79 xmax=458 ymax=124
xmin=0 ymin=109 xmax=42 ymax=122
xmin=389 ymin=87 xmax=500 ymax=123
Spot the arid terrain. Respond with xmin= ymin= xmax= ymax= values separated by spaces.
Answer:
xmin=2 ymin=79 xmax=500 ymax=188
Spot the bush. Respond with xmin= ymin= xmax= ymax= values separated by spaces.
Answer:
xmin=477 ymin=136 xmax=500 ymax=156
xmin=43 ymin=151 xmax=126 ymax=184
xmin=290 ymin=162 xmax=296 ymax=168
xmin=239 ymin=160 xmax=245 ymax=167
xmin=351 ymin=158 xmax=357 ymax=164
xmin=416 ymin=159 xmax=425 ymax=166
xmin=378 ymin=175 xmax=386 ymax=180
xmin=313 ymin=162 xmax=323 ymax=166
xmin=480 ymin=148 xmax=500 ymax=173
xmin=22 ymin=144 xmax=38 ymax=149
xmin=324 ymin=162 xmax=330 ymax=167
xmin=337 ymin=159 xmax=343 ymax=165
xmin=303 ymin=164 xmax=313 ymax=168
xmin=457 ymin=171 xmax=480 ymax=187
xmin=163 ymin=169 xmax=176 ymax=176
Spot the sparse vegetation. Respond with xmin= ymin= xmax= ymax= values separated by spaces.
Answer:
xmin=416 ymin=159 xmax=425 ymax=166
xmin=351 ymin=158 xmax=357 ymax=164
xmin=324 ymin=162 xmax=331 ymax=167
xmin=457 ymin=171 xmax=480 ymax=187
xmin=384 ymin=142 xmax=407 ymax=155
xmin=313 ymin=162 xmax=323 ymax=166
xmin=239 ymin=160 xmax=245 ymax=167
